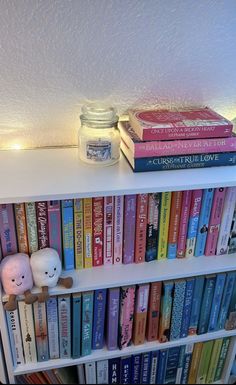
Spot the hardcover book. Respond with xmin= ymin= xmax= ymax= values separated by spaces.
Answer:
xmin=159 ymin=280 xmax=174 ymax=343
xmin=18 ymin=302 xmax=37 ymax=363
xmin=198 ymin=275 xmax=216 ymax=334
xmin=146 ymin=281 xmax=162 ymax=341
xmin=185 ymin=190 xmax=203 ymax=257
xmin=120 ymin=356 xmax=132 ymax=385
xmin=216 ymin=187 xmax=236 ymax=255
xmin=92 ymin=288 xmax=107 ymax=350
xmin=0 ymin=204 xmax=18 ymax=257
xmin=46 ymin=297 xmax=59 ymax=359
xmin=135 ymin=194 xmax=148 ymax=263
xmin=83 ymin=198 xmax=93 ymax=268
xmin=6 ymin=309 xmax=25 ymax=366
xmin=58 ymin=294 xmax=71 ymax=359
xmin=14 ymin=203 xmax=29 ymax=254
xmin=119 ymin=286 xmax=136 ymax=349
xmin=131 ymin=354 xmax=142 ymax=384
xmin=25 ymin=202 xmax=38 ymax=254
xmin=180 ymin=277 xmax=195 ymax=338
xmin=109 ymin=357 xmax=121 ymax=384
xmin=113 ymin=195 xmax=124 ymax=265
xmin=188 ymin=276 xmax=205 ymax=335
xmin=33 ymin=302 xmax=49 ymax=362
xmin=177 ymin=190 xmax=192 ymax=258
xmin=123 ymin=195 xmax=137 ymax=264
xmin=92 ymin=197 xmax=104 ymax=267
xmin=36 ymin=201 xmax=49 ymax=249
xmin=157 ymin=192 xmax=172 ymax=260
xmin=103 ymin=196 xmax=114 ymax=265
xmin=61 ymin=200 xmax=74 ymax=270
xmin=74 ymin=198 xmax=84 ymax=269
xmin=72 ymin=293 xmax=81 ymax=359
xmin=145 ymin=193 xmax=161 ymax=262
xmin=47 ymin=200 xmax=62 ymax=259
xmin=106 ymin=287 xmax=120 ymax=351
xmin=81 ymin=291 xmax=94 ymax=357
xmin=170 ymin=279 xmax=186 ymax=341
xmin=208 ymin=273 xmax=226 ymax=332
xmin=167 ymin=191 xmax=183 ymax=259
xmin=132 ymin=284 xmax=149 ymax=345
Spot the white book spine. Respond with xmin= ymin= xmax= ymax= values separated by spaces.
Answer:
xmin=217 ymin=187 xmax=236 ymax=255
xmin=33 ymin=302 xmax=49 ymax=361
xmin=97 ymin=360 xmax=109 ymax=384
xmin=58 ymin=295 xmax=71 ymax=358
xmin=150 ymin=355 xmax=158 ymax=384
xmin=46 ymin=297 xmax=59 ymax=359
xmin=85 ymin=362 xmax=97 ymax=384
xmin=6 ymin=309 xmax=25 ymax=365
xmin=113 ymin=195 xmax=124 ymax=265
xmin=18 ymin=302 xmax=37 ymax=363
xmin=77 ymin=364 xmax=86 ymax=384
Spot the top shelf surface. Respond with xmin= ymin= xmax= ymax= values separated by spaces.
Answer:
xmin=0 ymin=147 xmax=236 ymax=203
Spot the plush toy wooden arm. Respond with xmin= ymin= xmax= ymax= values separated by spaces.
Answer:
xmin=0 ymin=254 xmax=37 ymax=311
xmin=30 ymin=248 xmax=73 ymax=302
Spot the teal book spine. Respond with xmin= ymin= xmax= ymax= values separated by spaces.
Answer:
xmin=188 ymin=276 xmax=205 ymax=335
xmin=217 ymin=272 xmax=236 ymax=330
xmin=198 ymin=275 xmax=216 ymax=334
xmin=61 ymin=199 xmax=75 ymax=270
xmin=208 ymin=273 xmax=226 ymax=332
xmin=81 ymin=291 xmax=94 ymax=357
xmin=72 ymin=293 xmax=81 ymax=358
xmin=170 ymin=280 xmax=186 ymax=341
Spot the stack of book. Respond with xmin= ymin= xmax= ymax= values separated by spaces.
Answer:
xmin=120 ymin=106 xmax=236 ymax=172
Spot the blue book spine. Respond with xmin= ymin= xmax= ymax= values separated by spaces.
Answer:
xmin=198 ymin=275 xmax=216 ymax=334
xmin=175 ymin=345 xmax=186 ymax=384
xmin=164 ymin=346 xmax=180 ymax=384
xmin=92 ymin=288 xmax=107 ymax=350
xmin=72 ymin=293 xmax=81 ymax=358
xmin=141 ymin=352 xmax=152 ymax=384
xmin=180 ymin=344 xmax=194 ymax=384
xmin=170 ymin=280 xmax=186 ymax=341
xmin=156 ymin=350 xmax=168 ymax=384
xmin=81 ymin=291 xmax=94 ymax=357
xmin=194 ymin=188 xmax=214 ymax=257
xmin=150 ymin=351 xmax=159 ymax=384
xmin=131 ymin=354 xmax=142 ymax=384
xmin=46 ymin=297 xmax=59 ymax=359
xmin=180 ymin=278 xmax=195 ymax=338
xmin=188 ymin=276 xmax=205 ymax=335
xmin=121 ymin=356 xmax=132 ymax=385
xmin=61 ymin=199 xmax=74 ymax=270
xmin=129 ymin=152 xmax=236 ymax=172
xmin=217 ymin=272 xmax=236 ymax=330
xmin=208 ymin=273 xmax=226 ymax=332
xmin=109 ymin=357 xmax=121 ymax=384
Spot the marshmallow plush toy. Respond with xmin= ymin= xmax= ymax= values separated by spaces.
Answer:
xmin=0 ymin=253 xmax=37 ymax=311
xmin=30 ymin=248 xmax=73 ymax=302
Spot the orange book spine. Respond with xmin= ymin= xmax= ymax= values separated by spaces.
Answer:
xmin=167 ymin=191 xmax=183 ymax=259
xmin=133 ymin=284 xmax=150 ymax=345
xmin=135 ymin=194 xmax=148 ymax=263
xmin=146 ymin=281 xmax=162 ymax=341
xmin=14 ymin=203 xmax=29 ymax=254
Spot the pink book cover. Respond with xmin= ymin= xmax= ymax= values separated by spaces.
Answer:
xmin=120 ymin=121 xmax=236 ymax=157
xmin=128 ymin=107 xmax=233 ymax=141
xmin=119 ymin=286 xmax=136 ymax=349
xmin=36 ymin=202 xmax=49 ymax=249
xmin=113 ymin=195 xmax=124 ymax=265
xmin=205 ymin=187 xmax=227 ymax=256
xmin=177 ymin=190 xmax=192 ymax=258
xmin=47 ymin=201 xmax=62 ymax=260
xmin=93 ymin=197 xmax=104 ymax=267
xmin=123 ymin=195 xmax=137 ymax=264
xmin=135 ymin=194 xmax=148 ymax=263
xmin=103 ymin=196 xmax=114 ymax=265
xmin=0 ymin=204 xmax=18 ymax=257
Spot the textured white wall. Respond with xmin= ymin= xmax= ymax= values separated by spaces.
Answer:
xmin=0 ymin=0 xmax=236 ymax=148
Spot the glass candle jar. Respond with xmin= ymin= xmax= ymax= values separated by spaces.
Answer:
xmin=78 ymin=103 xmax=121 ymax=166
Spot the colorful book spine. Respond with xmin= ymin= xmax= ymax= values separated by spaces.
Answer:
xmin=188 ymin=276 xmax=205 ymax=335
xmin=25 ymin=202 xmax=38 ymax=254
xmin=177 ymin=190 xmax=192 ymax=258
xmin=141 ymin=352 xmax=151 ymax=384
xmin=123 ymin=195 xmax=137 ymax=264
xmin=131 ymin=354 xmax=142 ymax=384
xmin=181 ymin=344 xmax=194 ymax=384
xmin=58 ymin=294 xmax=71 ymax=358
xmin=170 ymin=279 xmax=186 ymax=341
xmin=180 ymin=277 xmax=195 ymax=338
xmin=205 ymin=187 xmax=226 ymax=255
xmin=145 ymin=193 xmax=161 ymax=262
xmin=85 ymin=362 xmax=96 ymax=384
xmin=135 ymin=194 xmax=148 ymax=263
xmin=61 ymin=200 xmax=74 ymax=270
xmin=157 ymin=192 xmax=172 ymax=260
xmin=165 ymin=346 xmax=180 ymax=384
xmin=33 ymin=302 xmax=49 ymax=362
xmin=113 ymin=195 xmax=124 ymax=265
xmin=146 ymin=281 xmax=162 ymax=341
xmin=103 ymin=196 xmax=114 ymax=265
xmin=133 ymin=284 xmax=149 ymax=345
xmin=92 ymin=197 xmax=104 ymax=267
xmin=46 ymin=297 xmax=59 ymax=359
xmin=83 ymin=198 xmax=93 ymax=268
xmin=47 ymin=200 xmax=62 ymax=259
xmin=109 ymin=357 xmax=121 ymax=384
xmin=106 ymin=288 xmax=120 ymax=351
xmin=36 ymin=201 xmax=49 ymax=249
xmin=225 ymin=281 xmax=236 ymax=330
xmin=176 ymin=345 xmax=186 ymax=384
xmin=119 ymin=286 xmax=136 ymax=349
xmin=196 ymin=341 xmax=214 ymax=384
xmin=6 ymin=309 xmax=25 ymax=366
xmin=214 ymin=337 xmax=230 ymax=382
xmin=120 ymin=356 xmax=132 ymax=385
xmin=74 ymin=199 xmax=84 ymax=269
xmin=81 ymin=291 xmax=94 ymax=357
xmin=92 ymin=288 xmax=107 ymax=349
xmin=206 ymin=339 xmax=224 ymax=384
xmin=194 ymin=188 xmax=214 ymax=256
xmin=216 ymin=187 xmax=236 ymax=254
xmin=156 ymin=349 xmax=168 ymax=384
xmin=72 ymin=293 xmax=81 ymax=359
xmin=217 ymin=271 xmax=236 ymax=330
xmin=185 ymin=190 xmax=203 ymax=257
xmin=18 ymin=302 xmax=37 ymax=363
xmin=159 ymin=280 xmax=174 ymax=343
xmin=14 ymin=203 xmax=29 ymax=254
xmin=198 ymin=275 xmax=216 ymax=334
xmin=208 ymin=273 xmax=226 ymax=332
xmin=0 ymin=204 xmax=18 ymax=257
xmin=167 ymin=191 xmax=183 ymax=259
xmin=228 ymin=204 xmax=236 ymax=254
xmin=150 ymin=351 xmax=159 ymax=384
xmin=188 ymin=343 xmax=203 ymax=384
xmin=97 ymin=360 xmax=108 ymax=385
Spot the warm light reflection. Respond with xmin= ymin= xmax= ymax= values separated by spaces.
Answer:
xmin=10 ymin=143 xmax=23 ymax=150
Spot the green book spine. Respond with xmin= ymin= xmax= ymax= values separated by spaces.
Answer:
xmin=81 ymin=291 xmax=94 ymax=357
xmin=196 ymin=340 xmax=214 ymax=384
xmin=214 ymin=338 xmax=230 ymax=382
xmin=206 ymin=339 xmax=223 ymax=384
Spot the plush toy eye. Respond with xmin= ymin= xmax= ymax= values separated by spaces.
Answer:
xmin=54 ymin=267 xmax=56 ymax=271
xmin=12 ymin=279 xmax=15 ymax=282
xmin=45 ymin=272 xmax=48 ymax=275
xmin=22 ymin=276 xmax=24 ymax=279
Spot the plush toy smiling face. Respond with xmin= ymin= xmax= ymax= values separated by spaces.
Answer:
xmin=0 ymin=254 xmax=33 ymax=295
xmin=30 ymin=248 xmax=62 ymax=288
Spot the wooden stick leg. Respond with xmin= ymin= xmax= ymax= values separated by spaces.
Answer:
xmin=4 ymin=295 xmax=17 ymax=311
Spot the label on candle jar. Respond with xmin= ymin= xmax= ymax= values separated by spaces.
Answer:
xmin=86 ymin=140 xmax=112 ymax=162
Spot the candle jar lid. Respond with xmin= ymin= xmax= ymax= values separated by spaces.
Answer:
xmin=80 ymin=102 xmax=119 ymax=128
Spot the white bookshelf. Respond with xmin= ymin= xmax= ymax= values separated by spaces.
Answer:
xmin=0 ymin=147 xmax=236 ymax=384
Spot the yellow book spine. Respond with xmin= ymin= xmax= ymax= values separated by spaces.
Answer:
xmin=188 ymin=342 xmax=203 ymax=384
xmin=206 ymin=339 xmax=223 ymax=384
xmin=157 ymin=192 xmax=172 ymax=260
xmin=74 ymin=199 xmax=84 ymax=270
xmin=83 ymin=198 xmax=93 ymax=269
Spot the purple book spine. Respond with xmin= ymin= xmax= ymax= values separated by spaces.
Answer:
xmin=0 ymin=204 xmax=18 ymax=257
xmin=106 ymin=288 xmax=120 ymax=351
xmin=123 ymin=195 xmax=137 ymax=264
xmin=48 ymin=201 xmax=62 ymax=260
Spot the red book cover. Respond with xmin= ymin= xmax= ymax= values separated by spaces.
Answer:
xmin=36 ymin=201 xmax=49 ymax=249
xmin=146 ymin=282 xmax=162 ymax=341
xmin=93 ymin=197 xmax=104 ymax=267
xmin=135 ymin=194 xmax=148 ymax=263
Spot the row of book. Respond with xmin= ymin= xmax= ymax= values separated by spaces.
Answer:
xmin=17 ymin=337 xmax=231 ymax=384
xmin=120 ymin=106 xmax=236 ymax=172
xmin=0 ymin=186 xmax=236 ymax=269
xmin=7 ymin=272 xmax=236 ymax=365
